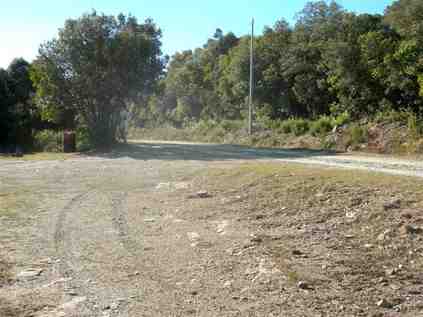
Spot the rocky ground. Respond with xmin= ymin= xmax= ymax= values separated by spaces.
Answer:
xmin=1 ymin=141 xmax=423 ymax=316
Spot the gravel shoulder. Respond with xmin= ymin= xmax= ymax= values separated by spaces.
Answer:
xmin=1 ymin=141 xmax=423 ymax=316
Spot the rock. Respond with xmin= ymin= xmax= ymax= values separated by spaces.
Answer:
xmin=408 ymin=287 xmax=422 ymax=295
xmin=250 ymin=234 xmax=263 ymax=244
xmin=17 ymin=268 xmax=43 ymax=280
xmin=187 ymin=232 xmax=200 ymax=241
xmin=401 ymin=211 xmax=413 ymax=219
xmin=346 ymin=211 xmax=357 ymax=219
xmin=223 ymin=280 xmax=233 ymax=288
xmin=377 ymin=298 xmax=392 ymax=308
xmin=42 ymin=277 xmax=73 ymax=288
xmin=216 ymin=220 xmax=229 ymax=234
xmin=187 ymin=190 xmax=212 ymax=199
xmin=292 ymin=250 xmax=303 ymax=256
xmin=401 ymin=224 xmax=423 ymax=235
xmin=196 ymin=190 xmax=211 ymax=198
xmin=110 ymin=302 xmax=119 ymax=310
xmin=244 ymin=267 xmax=257 ymax=276
xmin=61 ymin=296 xmax=87 ymax=310
xmin=38 ymin=258 xmax=53 ymax=265
xmin=377 ymin=277 xmax=389 ymax=285
xmin=156 ymin=182 xmax=171 ymax=190
xmin=297 ymin=281 xmax=312 ymax=290
xmin=144 ymin=218 xmax=155 ymax=223
xmin=386 ymin=268 xmax=398 ymax=276
xmin=383 ymin=199 xmax=401 ymax=211
xmin=175 ymin=182 xmax=190 ymax=190
xmin=377 ymin=229 xmax=392 ymax=241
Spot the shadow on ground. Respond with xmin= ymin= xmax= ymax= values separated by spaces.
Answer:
xmin=81 ymin=141 xmax=337 ymax=161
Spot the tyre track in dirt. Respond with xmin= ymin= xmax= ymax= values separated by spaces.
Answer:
xmin=52 ymin=189 xmax=101 ymax=316
xmin=54 ymin=190 xmax=95 ymax=277
xmin=107 ymin=189 xmax=190 ymax=316
xmin=50 ymin=167 xmax=188 ymax=316
xmin=109 ymin=191 xmax=140 ymax=255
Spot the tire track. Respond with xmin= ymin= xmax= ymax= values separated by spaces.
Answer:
xmin=54 ymin=191 xmax=95 ymax=277
xmin=109 ymin=191 xmax=141 ymax=255
xmin=53 ymin=189 xmax=104 ymax=316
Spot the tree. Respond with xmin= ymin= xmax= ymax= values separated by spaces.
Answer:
xmin=0 ymin=69 xmax=14 ymax=146
xmin=384 ymin=0 xmax=423 ymax=38
xmin=146 ymin=0 xmax=423 ymax=127
xmin=7 ymin=58 xmax=35 ymax=147
xmin=31 ymin=11 xmax=165 ymax=147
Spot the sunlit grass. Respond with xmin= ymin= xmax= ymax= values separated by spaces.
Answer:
xmin=0 ymin=152 xmax=76 ymax=161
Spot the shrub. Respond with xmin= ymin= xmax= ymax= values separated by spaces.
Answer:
xmin=193 ymin=120 xmax=214 ymax=135
xmin=346 ymin=124 xmax=368 ymax=149
xmin=34 ymin=130 xmax=62 ymax=152
xmin=291 ymin=119 xmax=310 ymax=136
xmin=265 ymin=120 xmax=283 ymax=130
xmin=407 ymin=112 xmax=421 ymax=140
xmin=310 ymin=116 xmax=334 ymax=136
xmin=333 ymin=111 xmax=351 ymax=126
xmin=220 ymin=119 xmax=244 ymax=132
xmin=279 ymin=120 xmax=293 ymax=134
xmin=76 ymin=126 xmax=92 ymax=152
xmin=278 ymin=119 xmax=309 ymax=136
xmin=374 ymin=109 xmax=410 ymax=124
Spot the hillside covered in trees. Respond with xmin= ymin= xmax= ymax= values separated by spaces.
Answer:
xmin=141 ymin=0 xmax=422 ymax=127
xmin=1 ymin=0 xmax=423 ymax=152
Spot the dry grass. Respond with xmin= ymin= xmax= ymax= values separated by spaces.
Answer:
xmin=196 ymin=163 xmax=423 ymax=315
xmin=0 ymin=152 xmax=76 ymax=161
xmin=0 ymin=257 xmax=12 ymax=288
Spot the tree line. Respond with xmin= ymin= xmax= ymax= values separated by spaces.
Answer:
xmin=142 ymin=0 xmax=423 ymax=129
xmin=0 ymin=0 xmax=422 ymax=151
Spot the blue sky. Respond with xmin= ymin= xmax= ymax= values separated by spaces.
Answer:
xmin=0 ymin=0 xmax=394 ymax=68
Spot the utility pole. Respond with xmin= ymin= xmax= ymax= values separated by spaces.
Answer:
xmin=248 ymin=18 xmax=254 ymax=135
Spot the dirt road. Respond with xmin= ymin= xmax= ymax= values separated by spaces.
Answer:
xmin=1 ymin=141 xmax=423 ymax=316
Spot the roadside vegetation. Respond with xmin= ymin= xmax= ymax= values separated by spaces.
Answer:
xmin=131 ymin=0 xmax=423 ymax=156
xmin=132 ymin=109 xmax=423 ymax=155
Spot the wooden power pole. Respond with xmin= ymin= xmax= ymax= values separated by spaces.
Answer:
xmin=248 ymin=18 xmax=254 ymax=135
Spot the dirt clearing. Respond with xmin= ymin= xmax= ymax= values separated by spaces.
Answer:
xmin=1 ymin=142 xmax=423 ymax=316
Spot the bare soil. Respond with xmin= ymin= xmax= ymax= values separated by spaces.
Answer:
xmin=1 ymin=141 xmax=423 ymax=316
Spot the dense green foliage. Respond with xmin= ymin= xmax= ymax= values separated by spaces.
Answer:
xmin=31 ymin=11 xmax=165 ymax=147
xmin=1 ymin=0 xmax=422 ymax=152
xmin=139 ymin=0 xmax=423 ymax=127
xmin=0 ymin=58 xmax=36 ymax=150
